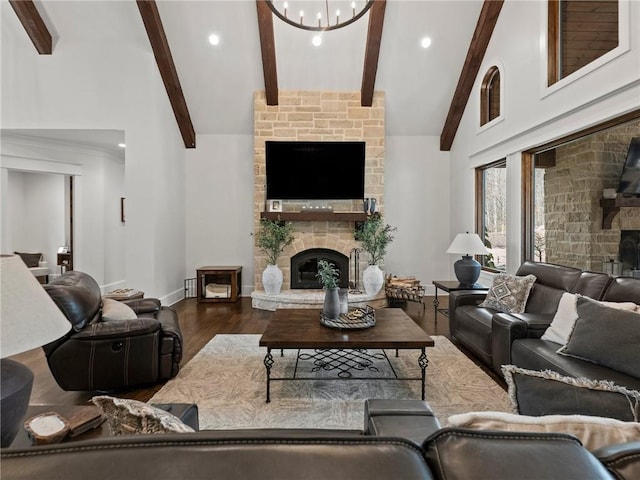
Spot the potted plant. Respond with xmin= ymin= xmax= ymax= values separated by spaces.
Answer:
xmin=255 ymin=218 xmax=294 ymax=295
xmin=356 ymin=213 xmax=397 ymax=295
xmin=316 ymin=259 xmax=340 ymax=319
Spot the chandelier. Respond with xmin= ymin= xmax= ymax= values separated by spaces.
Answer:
xmin=265 ymin=1 xmax=374 ymax=32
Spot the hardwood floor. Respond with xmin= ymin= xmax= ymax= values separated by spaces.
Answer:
xmin=16 ymin=295 xmax=501 ymax=407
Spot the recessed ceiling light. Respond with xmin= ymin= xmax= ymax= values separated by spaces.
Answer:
xmin=208 ymin=34 xmax=220 ymax=46
xmin=312 ymin=34 xmax=322 ymax=46
xmin=421 ymin=37 xmax=432 ymax=49
xmin=118 ymin=143 xmax=126 ymax=148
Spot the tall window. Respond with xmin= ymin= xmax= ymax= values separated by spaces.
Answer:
xmin=480 ymin=66 xmax=501 ymax=126
xmin=476 ymin=160 xmax=507 ymax=271
xmin=548 ymin=0 xmax=619 ymax=85
xmin=523 ymin=153 xmax=551 ymax=263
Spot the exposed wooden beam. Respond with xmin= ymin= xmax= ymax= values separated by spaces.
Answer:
xmin=136 ymin=0 xmax=196 ymax=148
xmin=361 ymin=0 xmax=386 ymax=107
xmin=256 ymin=0 xmax=279 ymax=106
xmin=9 ymin=0 xmax=52 ymax=54
xmin=440 ymin=0 xmax=504 ymax=151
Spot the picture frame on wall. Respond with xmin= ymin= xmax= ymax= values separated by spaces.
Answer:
xmin=268 ymin=199 xmax=282 ymax=212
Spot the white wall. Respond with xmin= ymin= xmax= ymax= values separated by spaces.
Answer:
xmin=185 ymin=134 xmax=255 ymax=295
xmin=1 ymin=1 xmax=186 ymax=302
xmin=385 ymin=136 xmax=451 ymax=293
xmin=4 ymin=170 xmax=65 ymax=272
xmin=101 ymin=153 xmax=125 ymax=288
xmin=449 ymin=0 xmax=640 ymax=274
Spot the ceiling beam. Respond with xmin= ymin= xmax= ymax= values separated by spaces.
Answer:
xmin=136 ymin=0 xmax=196 ymax=149
xmin=9 ymin=0 xmax=52 ymax=54
xmin=361 ymin=0 xmax=386 ymax=107
xmin=440 ymin=0 xmax=504 ymax=151
xmin=256 ymin=0 xmax=279 ymax=106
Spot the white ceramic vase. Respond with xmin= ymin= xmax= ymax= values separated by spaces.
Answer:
xmin=363 ymin=264 xmax=384 ymax=296
xmin=262 ymin=264 xmax=283 ymax=295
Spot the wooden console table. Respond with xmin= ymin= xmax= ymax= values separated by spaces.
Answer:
xmin=196 ymin=266 xmax=242 ymax=303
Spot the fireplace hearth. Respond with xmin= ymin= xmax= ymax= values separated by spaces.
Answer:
xmin=290 ymin=248 xmax=349 ymax=289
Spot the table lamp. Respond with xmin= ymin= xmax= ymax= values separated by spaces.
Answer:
xmin=1 ymin=254 xmax=70 ymax=447
xmin=446 ymin=232 xmax=490 ymax=287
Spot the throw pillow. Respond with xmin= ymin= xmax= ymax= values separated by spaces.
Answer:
xmin=14 ymin=251 xmax=42 ymax=268
xmin=541 ymin=292 xmax=578 ymax=345
xmin=102 ymin=298 xmax=138 ymax=321
xmin=447 ymin=411 xmax=640 ymax=451
xmin=478 ymin=273 xmax=537 ymax=313
xmin=558 ymin=296 xmax=640 ymax=377
xmin=541 ymin=293 xmax=638 ymax=346
xmin=502 ymin=365 xmax=640 ymax=422
xmin=91 ymin=396 xmax=194 ymax=435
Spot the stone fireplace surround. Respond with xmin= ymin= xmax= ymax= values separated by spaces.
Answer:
xmin=251 ymin=90 xmax=386 ymax=310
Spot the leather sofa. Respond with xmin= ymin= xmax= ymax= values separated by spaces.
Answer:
xmin=449 ymin=261 xmax=640 ymax=390
xmin=43 ymin=271 xmax=183 ymax=391
xmin=4 ymin=399 xmax=638 ymax=480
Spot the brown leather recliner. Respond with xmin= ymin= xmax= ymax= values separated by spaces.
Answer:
xmin=43 ymin=271 xmax=182 ymax=391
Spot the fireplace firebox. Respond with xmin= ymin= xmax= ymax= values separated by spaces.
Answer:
xmin=290 ymin=248 xmax=349 ymax=289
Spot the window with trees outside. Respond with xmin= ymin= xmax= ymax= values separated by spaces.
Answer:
xmin=476 ymin=160 xmax=507 ymax=272
xmin=548 ymin=0 xmax=619 ymax=85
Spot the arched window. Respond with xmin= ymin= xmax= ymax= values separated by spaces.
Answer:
xmin=480 ymin=66 xmax=501 ymax=126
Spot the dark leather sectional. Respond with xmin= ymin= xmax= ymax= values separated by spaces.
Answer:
xmin=4 ymin=399 xmax=638 ymax=480
xmin=449 ymin=261 xmax=640 ymax=393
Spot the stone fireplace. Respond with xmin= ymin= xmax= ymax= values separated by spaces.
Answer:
xmin=252 ymin=90 xmax=385 ymax=293
xmin=290 ymin=248 xmax=349 ymax=289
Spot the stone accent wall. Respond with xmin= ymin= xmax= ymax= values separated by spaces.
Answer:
xmin=544 ymin=120 xmax=640 ymax=271
xmin=253 ymin=90 xmax=385 ymax=290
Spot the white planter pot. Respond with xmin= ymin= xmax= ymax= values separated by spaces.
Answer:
xmin=363 ymin=264 xmax=384 ymax=296
xmin=262 ymin=264 xmax=283 ymax=295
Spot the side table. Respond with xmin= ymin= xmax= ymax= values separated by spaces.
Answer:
xmin=104 ymin=289 xmax=144 ymax=301
xmin=196 ymin=266 xmax=242 ymax=303
xmin=432 ymin=280 xmax=488 ymax=323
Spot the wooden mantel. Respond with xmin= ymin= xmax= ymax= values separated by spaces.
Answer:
xmin=260 ymin=212 xmax=367 ymax=222
xmin=600 ymin=197 xmax=640 ymax=229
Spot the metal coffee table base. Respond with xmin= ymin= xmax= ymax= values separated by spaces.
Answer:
xmin=263 ymin=347 xmax=428 ymax=403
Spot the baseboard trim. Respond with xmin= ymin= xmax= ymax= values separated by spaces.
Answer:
xmin=162 ymin=288 xmax=185 ymax=307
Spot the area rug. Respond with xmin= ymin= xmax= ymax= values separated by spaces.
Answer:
xmin=150 ymin=334 xmax=512 ymax=430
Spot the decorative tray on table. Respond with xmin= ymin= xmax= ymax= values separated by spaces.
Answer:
xmin=320 ymin=305 xmax=376 ymax=330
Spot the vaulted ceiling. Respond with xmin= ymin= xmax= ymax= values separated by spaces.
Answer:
xmin=7 ymin=0 xmax=503 ymax=150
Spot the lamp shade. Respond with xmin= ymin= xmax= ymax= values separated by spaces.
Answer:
xmin=1 ymin=255 xmax=70 ymax=358
xmin=1 ymin=254 xmax=71 ymax=447
xmin=446 ymin=233 xmax=490 ymax=256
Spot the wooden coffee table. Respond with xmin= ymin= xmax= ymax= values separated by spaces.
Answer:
xmin=259 ymin=308 xmax=435 ymax=403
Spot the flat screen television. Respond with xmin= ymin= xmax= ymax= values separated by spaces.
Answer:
xmin=265 ymin=141 xmax=365 ymax=200
xmin=617 ymin=137 xmax=640 ymax=196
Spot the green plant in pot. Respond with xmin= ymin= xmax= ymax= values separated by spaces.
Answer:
xmin=255 ymin=218 xmax=294 ymax=295
xmin=316 ymin=260 xmax=341 ymax=320
xmin=356 ymin=213 xmax=397 ymax=295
